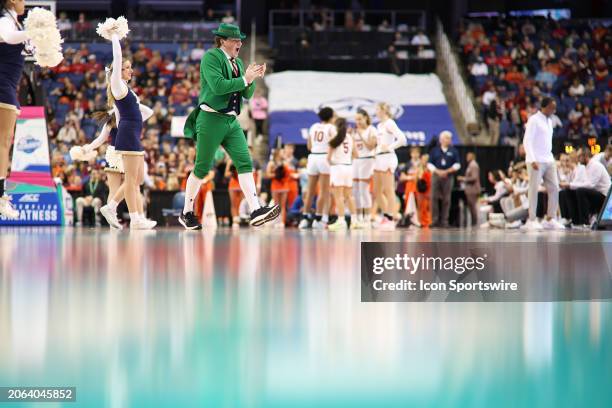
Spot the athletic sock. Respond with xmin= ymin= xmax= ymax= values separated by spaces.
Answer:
xmin=384 ymin=213 xmax=393 ymax=221
xmin=237 ymin=172 xmax=261 ymax=212
xmin=107 ymin=199 xmax=118 ymax=211
xmin=322 ymin=214 xmax=329 ymax=223
xmin=183 ymin=172 xmax=203 ymax=214
xmin=0 ymin=178 xmax=4 ymax=197
xmin=129 ymin=212 xmax=139 ymax=221
xmin=314 ymin=214 xmax=322 ymax=222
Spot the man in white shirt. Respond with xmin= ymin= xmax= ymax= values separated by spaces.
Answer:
xmin=522 ymin=97 xmax=565 ymax=230
xmin=592 ymin=144 xmax=612 ymax=175
xmin=470 ymin=57 xmax=488 ymax=77
xmin=411 ymin=30 xmax=430 ymax=45
xmin=568 ymin=148 xmax=611 ymax=228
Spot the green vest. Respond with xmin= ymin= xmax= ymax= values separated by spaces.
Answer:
xmin=183 ymin=48 xmax=256 ymax=140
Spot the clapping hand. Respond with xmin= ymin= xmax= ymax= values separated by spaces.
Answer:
xmin=245 ymin=63 xmax=267 ymax=83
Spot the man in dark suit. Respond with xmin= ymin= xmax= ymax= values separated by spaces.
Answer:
xmin=458 ymin=152 xmax=481 ymax=226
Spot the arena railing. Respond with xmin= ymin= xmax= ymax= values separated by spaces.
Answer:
xmin=268 ymin=9 xmax=427 ymax=47
xmin=61 ymin=21 xmax=219 ymax=42
xmin=435 ymin=18 xmax=478 ymax=139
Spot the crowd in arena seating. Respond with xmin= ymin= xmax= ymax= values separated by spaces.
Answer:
xmin=459 ymin=17 xmax=611 ymax=147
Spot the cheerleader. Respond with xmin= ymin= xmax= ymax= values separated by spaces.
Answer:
xmin=98 ymin=21 xmax=156 ymax=230
xmin=327 ymin=118 xmax=357 ymax=231
xmin=0 ymin=0 xmax=27 ymax=218
xmin=398 ymin=146 xmax=422 ymax=227
xmin=266 ymin=148 xmax=290 ymax=228
xmin=351 ymin=108 xmax=377 ymax=228
xmin=373 ymin=102 xmax=407 ymax=231
xmin=74 ymin=102 xmax=153 ymax=223
xmin=298 ymin=107 xmax=335 ymax=230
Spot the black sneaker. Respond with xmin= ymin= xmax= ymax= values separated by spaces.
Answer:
xmin=179 ymin=211 xmax=202 ymax=230
xmin=250 ymin=204 xmax=281 ymax=227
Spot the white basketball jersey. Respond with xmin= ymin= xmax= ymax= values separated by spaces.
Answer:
xmin=375 ymin=119 xmax=403 ymax=154
xmin=330 ymin=134 xmax=353 ymax=165
xmin=353 ymin=126 xmax=377 ymax=158
xmin=309 ymin=123 xmax=336 ymax=154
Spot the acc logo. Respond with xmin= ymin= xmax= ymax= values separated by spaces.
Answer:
xmin=19 ymin=194 xmax=40 ymax=203
xmin=16 ymin=135 xmax=42 ymax=154
xmin=317 ymin=98 xmax=404 ymax=123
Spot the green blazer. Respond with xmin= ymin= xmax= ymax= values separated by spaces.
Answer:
xmin=184 ymin=48 xmax=256 ymax=140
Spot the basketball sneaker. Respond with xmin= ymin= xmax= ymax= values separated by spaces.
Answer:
xmin=328 ymin=220 xmax=347 ymax=231
xmin=312 ymin=220 xmax=327 ymax=230
xmin=520 ymin=219 xmax=543 ymax=232
xmin=298 ymin=216 xmax=311 ymax=229
xmin=250 ymin=204 xmax=281 ymax=227
xmin=100 ymin=205 xmax=122 ymax=230
xmin=130 ymin=217 xmax=157 ymax=230
xmin=0 ymin=195 xmax=19 ymax=219
xmin=179 ymin=211 xmax=202 ymax=230
xmin=541 ymin=218 xmax=566 ymax=231
xmin=376 ymin=218 xmax=396 ymax=231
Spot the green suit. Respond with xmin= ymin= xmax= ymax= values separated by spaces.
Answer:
xmin=184 ymin=47 xmax=256 ymax=178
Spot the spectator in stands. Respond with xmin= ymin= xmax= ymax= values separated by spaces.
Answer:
xmin=249 ymin=90 xmax=268 ymax=137
xmin=57 ymin=12 xmax=71 ymax=33
xmin=567 ymin=147 xmax=611 ymax=228
xmin=470 ymin=57 xmax=488 ymax=77
xmin=393 ymin=31 xmax=409 ymax=46
xmin=74 ymin=13 xmax=91 ymax=39
xmin=57 ymin=119 xmax=78 ymax=145
xmin=537 ymin=42 xmax=555 ymax=61
xmin=428 ymin=131 xmax=460 ymax=228
xmin=190 ymin=42 xmax=205 ymax=62
xmin=377 ymin=19 xmax=393 ymax=33
xmin=486 ymin=97 xmax=502 ymax=145
xmin=568 ymin=78 xmax=585 ymax=97
xmin=411 ymin=30 xmax=430 ymax=46
xmin=75 ymin=169 xmax=107 ymax=226
xmin=417 ymin=45 xmax=435 ymax=59
xmin=222 ymin=11 xmax=236 ymax=24
xmin=205 ymin=9 xmax=216 ymax=22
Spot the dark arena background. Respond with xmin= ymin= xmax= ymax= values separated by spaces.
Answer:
xmin=0 ymin=0 xmax=611 ymax=407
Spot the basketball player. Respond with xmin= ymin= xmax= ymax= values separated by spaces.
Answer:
xmin=373 ymin=102 xmax=407 ymax=230
xmin=327 ymin=117 xmax=358 ymax=231
xmin=298 ymin=107 xmax=335 ymax=230
xmin=351 ymin=108 xmax=377 ymax=228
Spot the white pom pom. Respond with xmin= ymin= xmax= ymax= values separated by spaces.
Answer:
xmin=24 ymin=7 xmax=64 ymax=68
xmin=70 ymin=146 xmax=97 ymax=162
xmin=23 ymin=7 xmax=57 ymax=30
xmin=96 ymin=16 xmax=130 ymax=41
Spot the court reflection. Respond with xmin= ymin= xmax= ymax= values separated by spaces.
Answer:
xmin=0 ymin=228 xmax=610 ymax=407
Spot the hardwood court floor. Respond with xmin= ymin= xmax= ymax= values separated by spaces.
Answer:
xmin=0 ymin=227 xmax=611 ymax=407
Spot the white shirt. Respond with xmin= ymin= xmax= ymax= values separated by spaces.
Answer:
xmin=593 ymin=153 xmax=612 ymax=172
xmin=329 ymin=134 xmax=353 ymax=165
xmin=200 ymin=48 xmax=248 ymax=116
xmin=308 ymin=122 xmax=336 ymax=154
xmin=471 ymin=62 xmax=488 ymax=76
xmin=353 ymin=126 xmax=377 ymax=158
xmin=411 ymin=34 xmax=430 ymax=45
xmin=482 ymin=90 xmax=497 ymax=106
xmin=570 ymin=158 xmax=611 ymax=196
xmin=0 ymin=9 xmax=27 ymax=45
xmin=523 ymin=111 xmax=554 ymax=163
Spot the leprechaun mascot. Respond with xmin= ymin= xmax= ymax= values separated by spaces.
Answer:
xmin=181 ymin=23 xmax=280 ymax=230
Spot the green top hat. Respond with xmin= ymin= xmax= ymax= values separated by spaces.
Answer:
xmin=212 ymin=23 xmax=246 ymax=40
